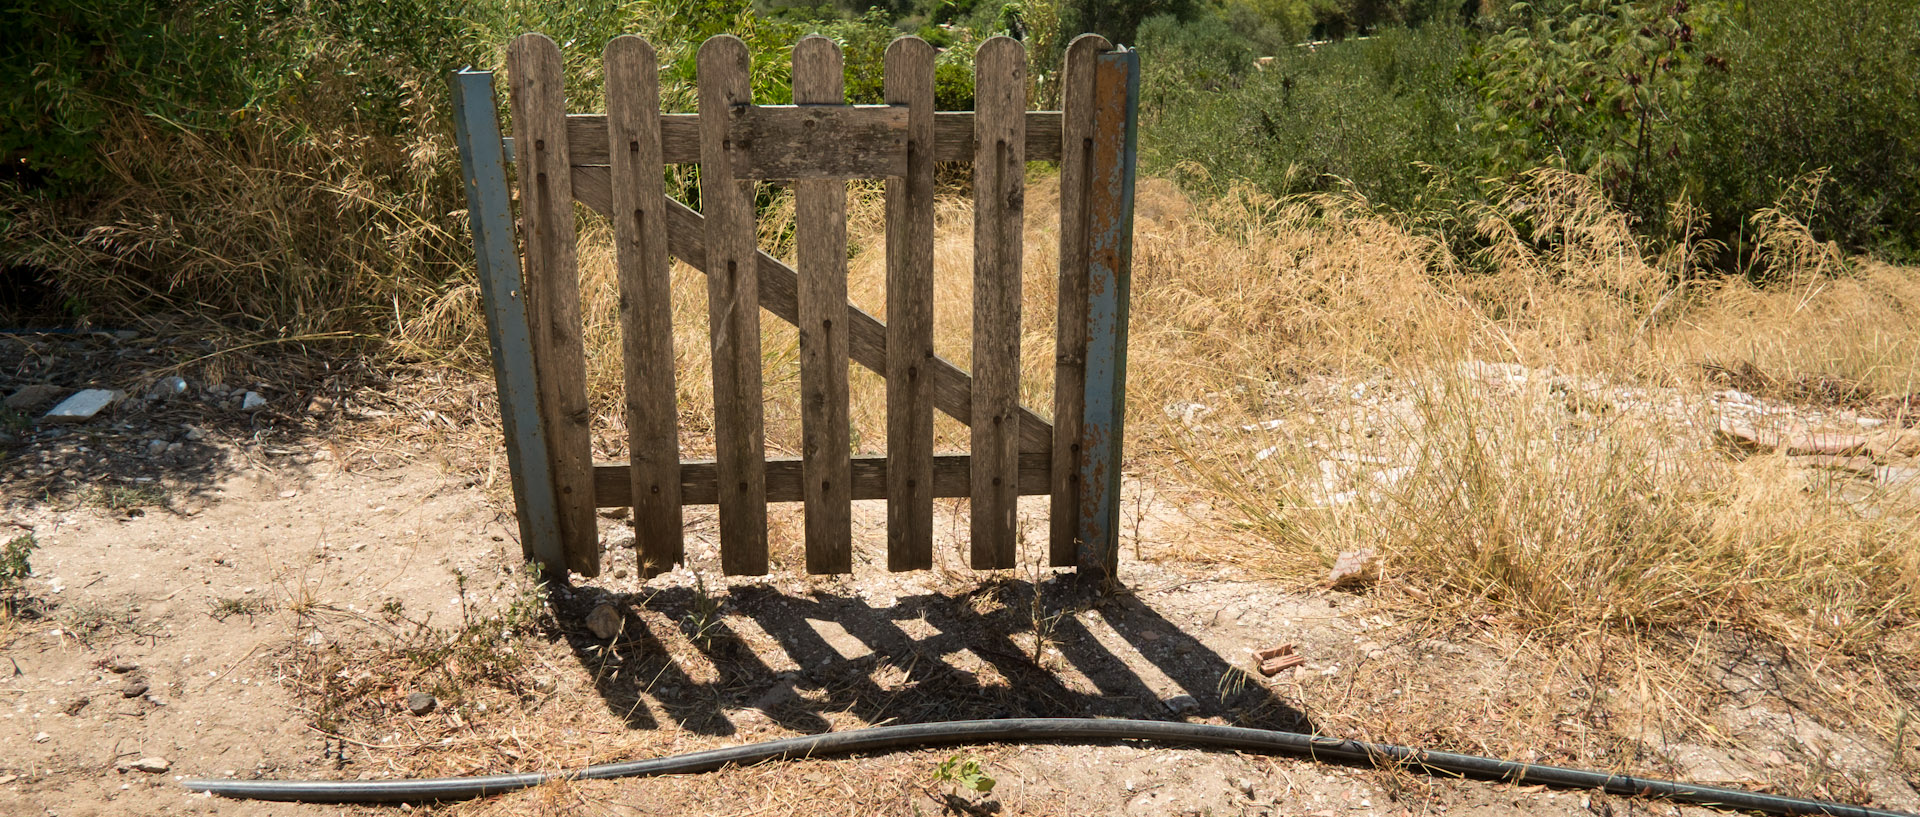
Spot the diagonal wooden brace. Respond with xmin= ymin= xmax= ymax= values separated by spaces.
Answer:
xmin=570 ymin=166 xmax=1054 ymax=453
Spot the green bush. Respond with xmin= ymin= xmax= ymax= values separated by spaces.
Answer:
xmin=1141 ymin=21 xmax=1475 ymax=211
xmin=1138 ymin=0 xmax=1920 ymax=261
xmin=1685 ymin=0 xmax=1920 ymax=259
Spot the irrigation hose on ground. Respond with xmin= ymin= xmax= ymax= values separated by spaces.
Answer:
xmin=182 ymin=718 xmax=1912 ymax=815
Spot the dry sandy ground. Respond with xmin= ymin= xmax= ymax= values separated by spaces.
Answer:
xmin=1 ymin=337 xmax=1914 ymax=816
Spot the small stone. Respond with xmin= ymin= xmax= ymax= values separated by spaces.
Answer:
xmin=120 ymin=677 xmax=150 ymax=698
xmin=149 ymin=376 xmax=189 ymax=400
xmin=531 ymin=677 xmax=557 ymax=694
xmin=43 ymin=389 xmax=125 ymax=423
xmin=240 ymin=391 xmax=267 ymax=411
xmin=105 ymin=658 xmax=138 ymax=674
xmin=126 ymin=757 xmax=170 ymax=774
xmin=0 ymin=773 xmax=16 ymax=784
xmin=1164 ymin=694 xmax=1200 ymax=714
xmin=61 ymin=695 xmax=90 ymax=715
xmin=586 ymin=603 xmax=624 ymax=640
xmin=406 ymin=692 xmax=437 ymax=716
xmin=183 ymin=425 xmax=207 ymax=441
xmin=145 ymin=440 xmax=168 ymax=457
xmin=4 ymin=384 xmax=64 ymax=411
xmin=32 ymin=731 xmax=49 ymax=743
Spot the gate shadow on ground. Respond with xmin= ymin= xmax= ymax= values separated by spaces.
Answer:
xmin=551 ymin=577 xmax=1314 ymax=739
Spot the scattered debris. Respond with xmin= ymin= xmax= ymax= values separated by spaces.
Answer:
xmin=148 ymin=376 xmax=189 ymax=400
xmin=406 ymin=692 xmax=437 ymax=716
xmin=586 ymin=603 xmax=625 ymax=640
xmin=5 ymin=384 xmax=64 ymax=411
xmin=43 ymin=389 xmax=125 ymax=423
xmin=1256 ymin=643 xmax=1305 ymax=676
xmin=1327 ymin=549 xmax=1382 ymax=590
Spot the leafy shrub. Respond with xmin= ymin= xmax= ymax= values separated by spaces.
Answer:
xmin=1685 ymin=0 xmax=1920 ymax=260
xmin=1470 ymin=0 xmax=1726 ymax=228
xmin=1141 ymin=22 xmax=1476 ymax=212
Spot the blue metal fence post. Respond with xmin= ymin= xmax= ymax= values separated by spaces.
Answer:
xmin=1077 ymin=47 xmax=1141 ymax=584
xmin=449 ymin=68 xmax=566 ymax=575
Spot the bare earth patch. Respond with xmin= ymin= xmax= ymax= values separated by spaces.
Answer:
xmin=2 ymin=362 xmax=1915 ymax=815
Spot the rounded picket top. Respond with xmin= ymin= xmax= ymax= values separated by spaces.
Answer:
xmin=604 ymin=33 xmax=656 ymax=66
xmin=975 ymin=34 xmax=1026 ymax=64
xmin=697 ymin=34 xmax=751 ymax=80
xmin=884 ymin=34 xmax=933 ymax=65
xmin=1063 ymin=32 xmax=1114 ymax=55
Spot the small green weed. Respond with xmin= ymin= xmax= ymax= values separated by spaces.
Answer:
xmin=681 ymin=570 xmax=724 ymax=646
xmin=1 ymin=534 xmax=36 ymax=617
xmin=932 ymin=753 xmax=996 ymax=796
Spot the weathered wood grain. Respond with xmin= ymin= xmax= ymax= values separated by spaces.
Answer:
xmin=569 ymin=170 xmax=1057 ymax=452
xmin=885 ymin=36 xmax=936 ymax=573
xmin=604 ymin=35 xmax=683 ymax=578
xmin=560 ymin=111 xmax=1063 ymax=166
xmin=697 ymin=35 xmax=769 ymax=576
xmin=1050 ymin=34 xmax=1109 ymax=567
xmin=592 ymin=452 xmax=1053 ymax=506
xmin=792 ymin=35 xmax=853 ymax=575
xmin=969 ymin=36 xmax=1026 ymax=570
xmin=506 ymin=33 xmax=599 ymax=577
xmin=730 ymin=104 xmax=906 ymax=179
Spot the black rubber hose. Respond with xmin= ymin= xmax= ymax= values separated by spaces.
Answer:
xmin=181 ymin=718 xmax=1914 ymax=816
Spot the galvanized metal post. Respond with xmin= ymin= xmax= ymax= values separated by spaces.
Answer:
xmin=449 ymin=68 xmax=566 ymax=575
xmin=1077 ymin=47 xmax=1140 ymax=584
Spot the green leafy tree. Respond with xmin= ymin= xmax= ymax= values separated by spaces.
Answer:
xmin=1471 ymin=0 xmax=1724 ymax=224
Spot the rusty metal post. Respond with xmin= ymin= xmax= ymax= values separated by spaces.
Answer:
xmin=1076 ymin=47 xmax=1140 ymax=583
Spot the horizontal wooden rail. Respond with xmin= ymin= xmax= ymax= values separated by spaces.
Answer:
xmin=592 ymin=452 xmax=1052 ymax=506
xmin=570 ymin=166 xmax=1057 ymax=453
xmin=550 ymin=110 xmax=1064 ymax=166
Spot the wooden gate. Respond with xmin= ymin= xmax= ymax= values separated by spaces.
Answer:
xmin=449 ymin=32 xmax=1138 ymax=582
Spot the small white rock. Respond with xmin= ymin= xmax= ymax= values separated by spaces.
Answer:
xmin=126 ymin=756 xmax=170 ymax=773
xmin=240 ymin=391 xmax=268 ymax=411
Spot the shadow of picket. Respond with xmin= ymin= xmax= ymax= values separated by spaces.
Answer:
xmin=550 ymin=575 xmax=1313 ymax=740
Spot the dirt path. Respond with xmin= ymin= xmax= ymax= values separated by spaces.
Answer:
xmin=1 ymin=337 xmax=1913 ymax=815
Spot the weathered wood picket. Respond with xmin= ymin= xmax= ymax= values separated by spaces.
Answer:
xmin=449 ymin=32 xmax=1139 ymax=582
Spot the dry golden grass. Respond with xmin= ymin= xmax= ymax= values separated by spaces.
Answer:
xmin=1104 ymin=170 xmax=1919 ymax=777
xmin=165 ymin=159 xmax=1910 ymax=794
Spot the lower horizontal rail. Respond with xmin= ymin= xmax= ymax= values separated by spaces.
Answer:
xmin=593 ymin=452 xmax=1052 ymax=507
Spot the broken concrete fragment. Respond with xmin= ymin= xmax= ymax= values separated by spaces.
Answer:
xmin=43 ymin=389 xmax=124 ymax=423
